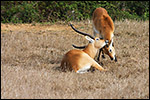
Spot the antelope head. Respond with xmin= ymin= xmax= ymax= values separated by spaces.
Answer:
xmin=103 ymin=39 xmax=117 ymax=62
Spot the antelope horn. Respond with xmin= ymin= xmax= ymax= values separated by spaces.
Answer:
xmin=70 ymin=23 xmax=95 ymax=39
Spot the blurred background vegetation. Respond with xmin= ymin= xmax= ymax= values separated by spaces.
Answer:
xmin=1 ymin=1 xmax=149 ymax=23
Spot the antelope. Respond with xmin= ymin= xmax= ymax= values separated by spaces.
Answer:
xmin=72 ymin=7 xmax=117 ymax=62
xmin=60 ymin=24 xmax=108 ymax=73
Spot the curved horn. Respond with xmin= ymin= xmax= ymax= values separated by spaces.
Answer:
xmin=72 ymin=44 xmax=86 ymax=49
xmin=70 ymin=23 xmax=95 ymax=39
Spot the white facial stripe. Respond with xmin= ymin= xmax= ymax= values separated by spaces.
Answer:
xmin=111 ymin=33 xmax=114 ymax=38
xmin=111 ymin=38 xmax=113 ymax=43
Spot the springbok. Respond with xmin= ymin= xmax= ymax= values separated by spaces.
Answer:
xmin=72 ymin=7 xmax=117 ymax=62
xmin=60 ymin=24 xmax=108 ymax=73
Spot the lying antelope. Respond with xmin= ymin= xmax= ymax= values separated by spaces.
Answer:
xmin=72 ymin=7 xmax=117 ymax=62
xmin=60 ymin=24 xmax=108 ymax=73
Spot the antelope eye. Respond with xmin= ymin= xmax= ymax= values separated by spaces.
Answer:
xmin=109 ymin=49 xmax=112 ymax=53
xmin=96 ymin=38 xmax=99 ymax=41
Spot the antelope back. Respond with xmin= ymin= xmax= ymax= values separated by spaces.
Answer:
xmin=92 ymin=7 xmax=114 ymax=41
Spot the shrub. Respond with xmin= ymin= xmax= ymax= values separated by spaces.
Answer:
xmin=1 ymin=1 xmax=149 ymax=23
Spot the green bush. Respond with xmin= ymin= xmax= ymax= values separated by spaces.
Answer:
xmin=1 ymin=1 xmax=149 ymax=23
xmin=1 ymin=1 xmax=39 ymax=23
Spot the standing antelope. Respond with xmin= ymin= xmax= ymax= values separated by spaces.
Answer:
xmin=72 ymin=7 xmax=117 ymax=62
xmin=60 ymin=24 xmax=108 ymax=73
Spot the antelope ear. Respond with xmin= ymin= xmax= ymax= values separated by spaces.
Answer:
xmin=85 ymin=36 xmax=94 ymax=43
xmin=110 ymin=39 xmax=113 ymax=47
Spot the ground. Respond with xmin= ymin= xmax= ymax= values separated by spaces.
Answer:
xmin=1 ymin=20 xmax=149 ymax=99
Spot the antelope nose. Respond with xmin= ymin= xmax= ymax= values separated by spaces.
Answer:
xmin=110 ymin=57 xmax=113 ymax=60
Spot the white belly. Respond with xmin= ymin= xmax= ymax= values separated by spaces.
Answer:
xmin=77 ymin=64 xmax=91 ymax=74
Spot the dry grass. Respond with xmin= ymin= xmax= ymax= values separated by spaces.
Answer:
xmin=1 ymin=20 xmax=149 ymax=99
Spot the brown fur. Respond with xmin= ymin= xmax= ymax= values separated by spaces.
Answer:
xmin=61 ymin=37 xmax=107 ymax=73
xmin=92 ymin=7 xmax=116 ymax=61
xmin=93 ymin=7 xmax=114 ymax=41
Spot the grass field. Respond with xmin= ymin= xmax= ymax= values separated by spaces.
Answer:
xmin=1 ymin=20 xmax=149 ymax=99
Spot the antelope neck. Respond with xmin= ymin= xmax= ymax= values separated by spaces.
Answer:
xmin=83 ymin=43 xmax=98 ymax=58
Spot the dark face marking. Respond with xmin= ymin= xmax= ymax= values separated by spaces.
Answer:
xmin=106 ymin=44 xmax=109 ymax=48
xmin=112 ymin=42 xmax=114 ymax=47
xmin=110 ymin=57 xmax=113 ymax=60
